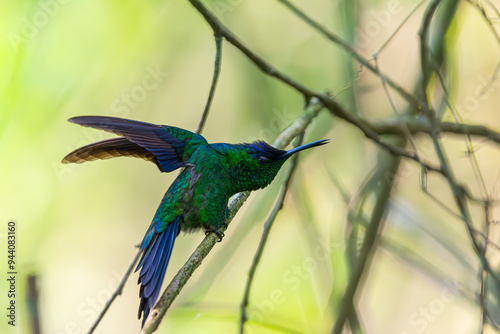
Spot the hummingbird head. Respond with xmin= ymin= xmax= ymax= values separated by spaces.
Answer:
xmin=225 ymin=139 xmax=329 ymax=192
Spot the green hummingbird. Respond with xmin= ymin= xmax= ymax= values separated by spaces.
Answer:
xmin=62 ymin=116 xmax=328 ymax=326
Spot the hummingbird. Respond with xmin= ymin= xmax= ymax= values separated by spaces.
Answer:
xmin=62 ymin=116 xmax=328 ymax=326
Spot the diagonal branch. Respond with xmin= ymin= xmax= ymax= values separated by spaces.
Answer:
xmin=196 ymin=34 xmax=223 ymax=134
xmin=368 ymin=118 xmax=500 ymax=145
xmin=189 ymin=0 xmax=316 ymax=99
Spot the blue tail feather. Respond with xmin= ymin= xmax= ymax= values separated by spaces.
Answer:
xmin=138 ymin=230 xmax=165 ymax=283
xmin=139 ymin=235 xmax=165 ymax=285
xmin=136 ymin=217 xmax=180 ymax=326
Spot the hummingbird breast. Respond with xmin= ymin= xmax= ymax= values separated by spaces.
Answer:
xmin=159 ymin=146 xmax=231 ymax=234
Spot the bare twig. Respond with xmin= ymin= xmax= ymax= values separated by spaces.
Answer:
xmin=196 ymin=34 xmax=223 ymax=134
xmin=239 ymin=134 xmax=304 ymax=334
xmin=374 ymin=0 xmax=427 ymax=56
xmin=87 ymin=249 xmax=142 ymax=334
xmin=465 ymin=0 xmax=500 ymax=94
xmin=27 ymin=275 xmax=41 ymax=334
xmin=327 ymin=167 xmax=480 ymax=305
xmin=332 ymin=138 xmax=405 ymax=334
xmin=367 ymin=118 xmax=500 ymax=145
xmin=189 ymin=0 xmax=316 ymax=99
xmin=418 ymin=0 xmax=441 ymax=105
xmin=479 ymin=202 xmax=490 ymax=332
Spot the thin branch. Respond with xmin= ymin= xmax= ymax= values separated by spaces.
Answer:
xmin=421 ymin=177 xmax=500 ymax=254
xmin=196 ymin=34 xmax=223 ymax=134
xmin=345 ymin=168 xmax=379 ymax=265
xmin=367 ymin=118 xmax=500 ymax=146
xmin=374 ymin=0 xmax=427 ymax=56
xmin=239 ymin=134 xmax=304 ymax=334
xmin=428 ymin=54 xmax=491 ymax=202
xmin=27 ymin=275 xmax=41 ymax=334
xmin=189 ymin=0 xmax=317 ymax=99
xmin=87 ymin=249 xmax=142 ymax=334
xmin=327 ymin=167 xmax=480 ymax=305
xmin=418 ymin=0 xmax=441 ymax=105
xmin=479 ymin=202 xmax=490 ymax=333
xmin=376 ymin=59 xmax=420 ymax=155
xmin=140 ymin=98 xmax=325 ymax=334
xmin=331 ymin=137 xmax=406 ymax=334
xmin=471 ymin=0 xmax=500 ymax=96
xmin=465 ymin=133 xmax=489 ymax=200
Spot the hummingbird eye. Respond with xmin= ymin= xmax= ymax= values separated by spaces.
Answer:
xmin=258 ymin=156 xmax=270 ymax=164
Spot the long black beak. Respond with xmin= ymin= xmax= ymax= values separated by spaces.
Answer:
xmin=283 ymin=139 xmax=329 ymax=157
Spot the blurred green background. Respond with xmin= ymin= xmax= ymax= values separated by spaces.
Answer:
xmin=1 ymin=0 xmax=500 ymax=333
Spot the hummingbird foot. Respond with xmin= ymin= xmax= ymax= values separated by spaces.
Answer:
xmin=205 ymin=229 xmax=224 ymax=242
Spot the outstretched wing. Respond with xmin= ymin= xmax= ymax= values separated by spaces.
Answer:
xmin=62 ymin=137 xmax=164 ymax=170
xmin=62 ymin=116 xmax=208 ymax=172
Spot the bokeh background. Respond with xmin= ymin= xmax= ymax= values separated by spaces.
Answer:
xmin=1 ymin=0 xmax=500 ymax=333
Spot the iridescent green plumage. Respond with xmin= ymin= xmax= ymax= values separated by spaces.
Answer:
xmin=62 ymin=116 xmax=328 ymax=326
